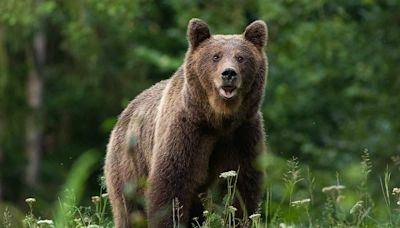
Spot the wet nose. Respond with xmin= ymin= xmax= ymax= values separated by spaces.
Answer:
xmin=221 ymin=68 xmax=237 ymax=81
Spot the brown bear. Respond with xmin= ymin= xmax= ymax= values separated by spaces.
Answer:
xmin=104 ymin=18 xmax=268 ymax=227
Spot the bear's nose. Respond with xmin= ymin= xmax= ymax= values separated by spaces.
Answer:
xmin=221 ymin=68 xmax=237 ymax=81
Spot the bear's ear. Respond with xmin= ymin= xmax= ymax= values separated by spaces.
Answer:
xmin=244 ymin=20 xmax=268 ymax=50
xmin=188 ymin=18 xmax=211 ymax=49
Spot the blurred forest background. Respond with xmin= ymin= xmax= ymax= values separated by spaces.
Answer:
xmin=0 ymin=0 xmax=399 ymax=224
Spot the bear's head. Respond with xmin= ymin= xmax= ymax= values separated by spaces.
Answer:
xmin=185 ymin=19 xmax=267 ymax=116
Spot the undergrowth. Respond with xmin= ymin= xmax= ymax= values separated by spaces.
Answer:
xmin=5 ymin=151 xmax=400 ymax=227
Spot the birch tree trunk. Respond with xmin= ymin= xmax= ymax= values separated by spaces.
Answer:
xmin=25 ymin=1 xmax=46 ymax=187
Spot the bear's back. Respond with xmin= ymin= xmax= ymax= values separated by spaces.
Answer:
xmin=105 ymin=79 xmax=170 ymax=178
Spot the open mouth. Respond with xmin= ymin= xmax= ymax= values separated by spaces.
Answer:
xmin=218 ymin=86 xmax=237 ymax=99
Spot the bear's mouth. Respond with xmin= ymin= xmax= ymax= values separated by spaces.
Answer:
xmin=218 ymin=86 xmax=237 ymax=99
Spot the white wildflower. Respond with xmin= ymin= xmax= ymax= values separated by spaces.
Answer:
xmin=228 ymin=206 xmax=237 ymax=212
xmin=250 ymin=213 xmax=261 ymax=226
xmin=219 ymin=170 xmax=237 ymax=179
xmin=37 ymin=219 xmax=54 ymax=225
xmin=25 ymin=198 xmax=36 ymax=203
xmin=203 ymin=210 xmax=209 ymax=216
xmin=101 ymin=193 xmax=108 ymax=198
xmin=322 ymin=185 xmax=346 ymax=193
xmin=87 ymin=225 xmax=100 ymax=228
xmin=249 ymin=213 xmax=261 ymax=220
xmin=91 ymin=196 xmax=101 ymax=204
xmin=290 ymin=198 xmax=311 ymax=207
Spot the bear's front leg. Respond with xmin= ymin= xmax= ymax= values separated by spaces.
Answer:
xmin=233 ymin=115 xmax=265 ymax=221
xmin=236 ymin=159 xmax=263 ymax=219
xmin=147 ymin=119 xmax=213 ymax=228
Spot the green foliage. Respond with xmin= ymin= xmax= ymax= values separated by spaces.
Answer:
xmin=0 ymin=0 xmax=399 ymax=226
xmin=54 ymin=150 xmax=101 ymax=227
xmin=19 ymin=150 xmax=110 ymax=228
xmin=191 ymin=155 xmax=400 ymax=227
xmin=12 ymin=155 xmax=400 ymax=227
xmin=260 ymin=1 xmax=400 ymax=173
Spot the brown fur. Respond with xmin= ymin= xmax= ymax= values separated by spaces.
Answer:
xmin=104 ymin=18 xmax=268 ymax=228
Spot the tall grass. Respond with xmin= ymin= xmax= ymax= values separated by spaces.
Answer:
xmin=13 ymin=151 xmax=400 ymax=228
xmin=18 ymin=150 xmax=113 ymax=228
xmin=189 ymin=151 xmax=400 ymax=228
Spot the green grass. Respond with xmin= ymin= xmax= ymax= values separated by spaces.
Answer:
xmin=4 ymin=151 xmax=400 ymax=228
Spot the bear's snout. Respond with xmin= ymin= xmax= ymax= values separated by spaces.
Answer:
xmin=221 ymin=68 xmax=237 ymax=82
xmin=218 ymin=68 xmax=240 ymax=100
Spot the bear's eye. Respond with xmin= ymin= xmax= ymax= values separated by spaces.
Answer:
xmin=236 ymin=56 xmax=244 ymax=63
xmin=212 ymin=54 xmax=220 ymax=62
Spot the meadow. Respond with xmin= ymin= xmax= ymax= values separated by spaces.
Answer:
xmin=4 ymin=151 xmax=399 ymax=227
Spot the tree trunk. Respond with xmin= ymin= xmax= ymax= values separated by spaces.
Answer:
xmin=0 ymin=117 xmax=2 ymax=199
xmin=0 ymin=25 xmax=7 ymax=200
xmin=0 ymin=115 xmax=2 ymax=200
xmin=25 ymin=3 xmax=46 ymax=188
